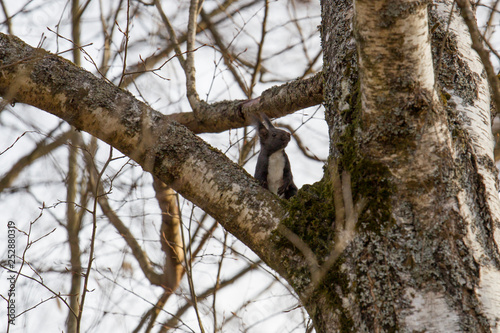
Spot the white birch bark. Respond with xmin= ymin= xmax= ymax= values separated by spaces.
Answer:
xmin=349 ymin=0 xmax=500 ymax=331
xmin=435 ymin=1 xmax=500 ymax=329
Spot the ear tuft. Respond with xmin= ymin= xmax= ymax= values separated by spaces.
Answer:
xmin=260 ymin=113 xmax=275 ymax=129
xmin=257 ymin=120 xmax=268 ymax=138
xmin=250 ymin=114 xmax=262 ymax=127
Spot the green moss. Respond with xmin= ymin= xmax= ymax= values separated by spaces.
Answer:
xmin=440 ymin=90 xmax=451 ymax=105
xmin=271 ymin=179 xmax=353 ymax=331
xmin=280 ymin=179 xmax=336 ymax=258
xmin=322 ymin=257 xmax=355 ymax=332
xmin=337 ymin=80 xmax=395 ymax=234
xmin=273 ymin=77 xmax=396 ymax=331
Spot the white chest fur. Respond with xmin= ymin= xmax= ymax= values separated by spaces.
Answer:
xmin=267 ymin=150 xmax=285 ymax=196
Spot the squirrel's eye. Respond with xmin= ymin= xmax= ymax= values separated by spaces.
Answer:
xmin=272 ymin=133 xmax=276 ymax=137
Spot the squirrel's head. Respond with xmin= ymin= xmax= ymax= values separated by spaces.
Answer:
xmin=255 ymin=114 xmax=291 ymax=153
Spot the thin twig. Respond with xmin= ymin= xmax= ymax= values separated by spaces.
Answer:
xmin=118 ymin=0 xmax=131 ymax=87
xmin=47 ymin=27 xmax=113 ymax=84
xmin=98 ymin=0 xmax=125 ymax=76
xmin=483 ymin=0 xmax=500 ymax=40
xmin=179 ymin=207 xmax=206 ymax=333
xmin=76 ymin=146 xmax=114 ymax=333
xmin=200 ymin=9 xmax=250 ymax=95
xmin=160 ymin=262 xmax=259 ymax=331
xmin=249 ymin=0 xmax=269 ymax=97
xmin=0 ymin=0 xmax=12 ymax=34
xmin=0 ymin=265 xmax=77 ymax=318
xmin=0 ymin=131 xmax=37 ymax=156
xmin=94 ymin=269 xmax=195 ymax=332
xmin=154 ymin=0 xmax=186 ymax=68
xmin=212 ymin=231 xmax=228 ymax=333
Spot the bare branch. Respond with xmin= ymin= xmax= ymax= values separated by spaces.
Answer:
xmin=167 ymin=72 xmax=324 ymax=134
xmin=180 ymin=207 xmax=206 ymax=333
xmin=81 ymin=149 xmax=165 ymax=286
xmin=200 ymin=9 xmax=249 ymax=95
xmin=66 ymin=129 xmax=82 ymax=333
xmin=455 ymin=0 xmax=500 ymax=113
xmin=161 ymin=262 xmax=259 ymax=331
xmin=122 ymin=0 xmax=239 ymax=87
xmin=76 ymin=146 xmax=114 ymax=333
xmin=0 ymin=130 xmax=71 ymax=192
xmin=185 ymin=0 xmax=201 ymax=110
xmin=0 ymin=0 xmax=12 ymax=35
xmin=212 ymin=231 xmax=228 ymax=333
xmin=118 ymin=0 xmax=131 ymax=87
xmin=152 ymin=177 xmax=185 ymax=292
xmin=248 ymin=0 xmax=270 ymax=97
xmin=154 ymin=0 xmax=186 ymax=68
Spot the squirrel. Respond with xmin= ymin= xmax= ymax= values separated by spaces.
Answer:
xmin=254 ymin=114 xmax=297 ymax=199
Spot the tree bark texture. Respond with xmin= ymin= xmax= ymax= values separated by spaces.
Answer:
xmin=314 ymin=0 xmax=500 ymax=331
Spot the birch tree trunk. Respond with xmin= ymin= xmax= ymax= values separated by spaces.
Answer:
xmin=1 ymin=0 xmax=500 ymax=332
xmin=316 ymin=0 xmax=500 ymax=331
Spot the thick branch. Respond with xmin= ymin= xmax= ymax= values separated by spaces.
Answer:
xmin=167 ymin=72 xmax=323 ymax=134
xmin=0 ymin=33 xmax=286 ymax=273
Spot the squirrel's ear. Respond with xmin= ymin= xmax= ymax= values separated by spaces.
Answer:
xmin=261 ymin=113 xmax=275 ymax=128
xmin=251 ymin=114 xmax=268 ymax=138
xmin=250 ymin=114 xmax=261 ymax=127
xmin=258 ymin=120 xmax=268 ymax=138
